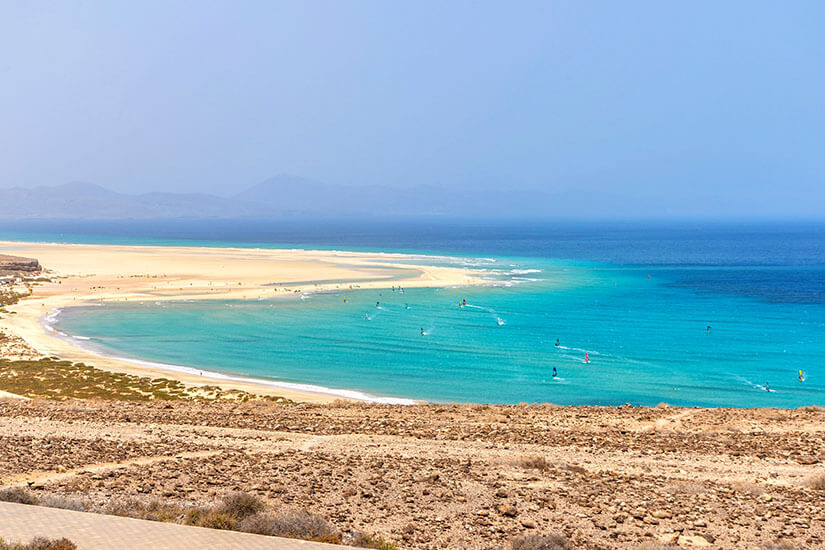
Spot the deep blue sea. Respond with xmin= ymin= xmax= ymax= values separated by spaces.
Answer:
xmin=2 ymin=219 xmax=823 ymax=407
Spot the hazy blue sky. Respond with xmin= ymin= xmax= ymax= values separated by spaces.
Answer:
xmin=0 ymin=1 xmax=823 ymax=215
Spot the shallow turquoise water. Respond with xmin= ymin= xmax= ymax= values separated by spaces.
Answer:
xmin=53 ymin=257 xmax=825 ymax=407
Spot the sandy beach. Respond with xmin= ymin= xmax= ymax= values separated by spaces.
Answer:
xmin=0 ymin=241 xmax=482 ymax=403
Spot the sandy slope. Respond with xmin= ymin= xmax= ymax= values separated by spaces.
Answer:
xmin=1 ymin=398 xmax=823 ymax=549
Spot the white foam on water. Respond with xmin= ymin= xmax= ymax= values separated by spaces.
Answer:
xmin=741 ymin=378 xmax=776 ymax=393
xmin=557 ymin=345 xmax=600 ymax=355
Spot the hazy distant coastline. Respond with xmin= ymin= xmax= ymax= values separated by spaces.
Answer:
xmin=3 ymin=173 xmax=809 ymax=220
xmin=0 ymin=175 xmax=560 ymax=220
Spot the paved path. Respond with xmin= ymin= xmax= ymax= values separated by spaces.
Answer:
xmin=0 ymin=502 xmax=348 ymax=550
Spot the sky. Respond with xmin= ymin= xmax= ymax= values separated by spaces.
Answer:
xmin=0 ymin=1 xmax=823 ymax=217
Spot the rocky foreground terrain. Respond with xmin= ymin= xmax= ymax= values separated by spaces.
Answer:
xmin=1 ymin=397 xmax=824 ymax=549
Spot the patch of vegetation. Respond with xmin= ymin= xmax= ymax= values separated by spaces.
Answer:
xmin=807 ymin=471 xmax=825 ymax=490
xmin=561 ymin=463 xmax=587 ymax=475
xmin=238 ymin=510 xmax=342 ymax=544
xmin=0 ymin=290 xmax=23 ymax=308
xmin=213 ymin=491 xmax=266 ymax=520
xmin=0 ymin=489 xmax=84 ymax=512
xmin=0 ymin=488 xmax=341 ymax=545
xmin=351 ymin=532 xmax=399 ymax=549
xmin=0 ymin=538 xmax=76 ymax=550
xmin=517 ymin=455 xmax=551 ymax=472
xmin=5 ymin=489 xmax=338 ymax=545
xmin=102 ymin=496 xmax=184 ymax=522
xmin=0 ymin=487 xmax=39 ymax=505
xmin=731 ymin=480 xmax=765 ymax=496
xmin=193 ymin=511 xmax=236 ymax=530
xmin=0 ymin=358 xmax=288 ymax=403
xmin=510 ymin=533 xmax=572 ymax=550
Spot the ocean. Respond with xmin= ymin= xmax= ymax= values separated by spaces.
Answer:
xmin=3 ymin=219 xmax=824 ymax=407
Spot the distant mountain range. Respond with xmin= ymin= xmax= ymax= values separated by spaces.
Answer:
xmin=0 ymin=174 xmax=762 ymax=220
xmin=0 ymin=175 xmax=571 ymax=219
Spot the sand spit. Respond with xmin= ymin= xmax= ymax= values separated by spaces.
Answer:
xmin=0 ymin=241 xmax=482 ymax=403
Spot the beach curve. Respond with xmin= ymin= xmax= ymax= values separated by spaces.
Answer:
xmin=0 ymin=240 xmax=484 ymax=403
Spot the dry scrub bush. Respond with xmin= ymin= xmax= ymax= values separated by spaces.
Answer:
xmin=561 ymin=463 xmax=586 ymax=475
xmin=239 ymin=510 xmax=342 ymax=544
xmin=731 ymin=481 xmax=765 ymax=496
xmin=214 ymin=491 xmax=266 ymax=520
xmin=0 ymin=538 xmax=77 ymax=550
xmin=184 ymin=492 xmax=265 ymax=530
xmin=665 ymin=482 xmax=707 ymax=495
xmin=511 ymin=533 xmax=572 ymax=550
xmin=0 ymin=487 xmax=39 ymax=505
xmin=0 ymin=489 xmax=86 ymax=513
xmin=807 ymin=472 xmax=825 ymax=490
xmin=517 ymin=456 xmax=551 ymax=472
xmin=195 ymin=511 xmax=236 ymax=530
xmin=351 ymin=532 xmax=399 ymax=550
xmin=101 ymin=496 xmax=182 ymax=522
xmin=37 ymin=494 xmax=86 ymax=512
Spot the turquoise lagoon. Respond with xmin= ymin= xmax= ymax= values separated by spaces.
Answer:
xmin=50 ymin=254 xmax=825 ymax=407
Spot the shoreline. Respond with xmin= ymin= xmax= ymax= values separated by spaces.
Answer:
xmin=0 ymin=240 xmax=484 ymax=403
xmin=42 ymin=306 xmax=418 ymax=404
